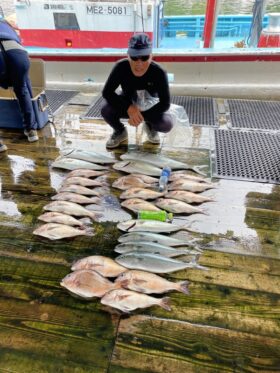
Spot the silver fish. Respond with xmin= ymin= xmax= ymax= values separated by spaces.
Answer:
xmin=38 ymin=212 xmax=86 ymax=227
xmin=58 ymin=184 xmax=100 ymax=196
xmin=115 ymin=252 xmax=192 ymax=273
xmin=168 ymin=180 xmax=215 ymax=192
xmin=71 ymin=255 xmax=126 ymax=277
xmin=113 ymin=161 xmax=162 ymax=176
xmin=120 ymin=188 xmax=165 ymax=200
xmin=61 ymin=269 xmax=120 ymax=298
xmin=121 ymin=152 xmax=198 ymax=172
xmin=101 ymin=289 xmax=171 ymax=312
xmin=62 ymin=148 xmax=116 ymax=164
xmin=118 ymin=232 xmax=195 ymax=247
xmin=62 ymin=176 xmax=104 ymax=187
xmin=33 ymin=223 xmax=93 ymax=240
xmin=155 ymin=198 xmax=204 ymax=214
xmin=51 ymin=192 xmax=101 ymax=205
xmin=43 ymin=201 xmax=98 ymax=220
xmin=121 ymin=198 xmax=160 ymax=213
xmin=115 ymin=270 xmax=190 ymax=295
xmin=67 ymin=169 xmax=107 ymax=178
xmin=52 ymin=157 xmax=108 ymax=171
xmin=114 ymin=241 xmax=199 ymax=257
xmin=165 ymin=190 xmax=214 ymax=204
xmin=117 ymin=219 xmax=187 ymax=233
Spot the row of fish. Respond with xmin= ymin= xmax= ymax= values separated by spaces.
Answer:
xmin=33 ymin=167 xmax=111 ymax=239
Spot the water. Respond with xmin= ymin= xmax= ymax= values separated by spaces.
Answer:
xmin=1 ymin=0 xmax=280 ymax=17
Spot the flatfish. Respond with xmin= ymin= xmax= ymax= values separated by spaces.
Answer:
xmin=52 ymin=157 xmax=108 ymax=171
xmin=115 ymin=252 xmax=192 ymax=273
xmin=155 ymin=198 xmax=204 ymax=214
xmin=115 ymin=270 xmax=190 ymax=294
xmin=71 ymin=255 xmax=127 ymax=277
xmin=165 ymin=190 xmax=214 ymax=204
xmin=113 ymin=161 xmax=162 ymax=176
xmin=101 ymin=289 xmax=171 ymax=312
xmin=120 ymin=188 xmax=165 ymax=200
xmin=62 ymin=148 xmax=116 ymax=164
xmin=117 ymin=219 xmax=186 ymax=233
xmin=51 ymin=192 xmax=101 ymax=205
xmin=61 ymin=269 xmax=119 ymax=298
xmin=43 ymin=201 xmax=98 ymax=220
xmin=121 ymin=198 xmax=160 ymax=213
xmin=114 ymin=241 xmax=199 ymax=257
xmin=38 ymin=212 xmax=86 ymax=227
xmin=118 ymin=232 xmax=195 ymax=247
xmin=33 ymin=223 xmax=93 ymax=240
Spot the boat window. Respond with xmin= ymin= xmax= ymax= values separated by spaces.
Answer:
xmin=53 ymin=13 xmax=80 ymax=31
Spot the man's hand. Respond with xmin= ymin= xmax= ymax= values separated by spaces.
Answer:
xmin=127 ymin=104 xmax=144 ymax=127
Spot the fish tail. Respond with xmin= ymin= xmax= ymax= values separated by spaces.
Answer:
xmin=79 ymin=217 xmax=91 ymax=226
xmin=192 ymin=166 xmax=207 ymax=176
xmin=89 ymin=212 xmax=103 ymax=221
xmin=159 ymin=297 xmax=172 ymax=311
xmin=178 ymin=281 xmax=190 ymax=295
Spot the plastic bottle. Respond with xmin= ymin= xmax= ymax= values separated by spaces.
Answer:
xmin=158 ymin=166 xmax=171 ymax=192
xmin=138 ymin=210 xmax=173 ymax=222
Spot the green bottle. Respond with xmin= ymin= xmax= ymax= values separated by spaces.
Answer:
xmin=137 ymin=210 xmax=173 ymax=222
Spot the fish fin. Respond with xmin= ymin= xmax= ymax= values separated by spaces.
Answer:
xmin=79 ymin=217 xmax=91 ymax=226
xmin=160 ymin=297 xmax=172 ymax=311
xmin=127 ymin=221 xmax=137 ymax=231
xmin=118 ymin=279 xmax=130 ymax=288
xmin=178 ymin=281 xmax=190 ymax=295
xmin=192 ymin=165 xmax=208 ymax=176
xmin=134 ymin=278 xmax=147 ymax=285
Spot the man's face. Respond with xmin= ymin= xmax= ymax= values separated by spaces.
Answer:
xmin=128 ymin=54 xmax=152 ymax=77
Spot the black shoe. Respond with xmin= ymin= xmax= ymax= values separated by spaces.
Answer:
xmin=106 ymin=128 xmax=128 ymax=148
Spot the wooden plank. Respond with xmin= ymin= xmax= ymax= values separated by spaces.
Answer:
xmin=109 ymin=315 xmax=280 ymax=373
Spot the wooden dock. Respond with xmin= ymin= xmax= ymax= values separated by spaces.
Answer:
xmin=0 ymin=95 xmax=279 ymax=372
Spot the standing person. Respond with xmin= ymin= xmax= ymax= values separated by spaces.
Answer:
xmin=101 ymin=33 xmax=172 ymax=148
xmin=0 ymin=19 xmax=38 ymax=142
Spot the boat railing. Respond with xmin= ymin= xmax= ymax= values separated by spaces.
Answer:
xmin=162 ymin=14 xmax=269 ymax=39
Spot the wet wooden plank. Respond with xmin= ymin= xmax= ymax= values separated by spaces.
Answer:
xmin=109 ymin=315 xmax=280 ymax=373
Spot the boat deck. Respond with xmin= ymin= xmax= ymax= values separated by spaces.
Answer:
xmin=0 ymin=92 xmax=279 ymax=372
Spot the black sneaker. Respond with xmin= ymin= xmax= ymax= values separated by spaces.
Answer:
xmin=24 ymin=129 xmax=39 ymax=142
xmin=143 ymin=123 xmax=160 ymax=144
xmin=0 ymin=140 xmax=7 ymax=152
xmin=106 ymin=128 xmax=128 ymax=148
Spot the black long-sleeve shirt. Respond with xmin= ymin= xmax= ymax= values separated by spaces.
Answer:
xmin=102 ymin=59 xmax=170 ymax=117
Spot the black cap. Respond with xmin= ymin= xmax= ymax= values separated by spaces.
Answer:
xmin=127 ymin=33 xmax=152 ymax=57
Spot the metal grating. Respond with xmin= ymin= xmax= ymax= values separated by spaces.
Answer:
xmin=228 ymin=99 xmax=280 ymax=131
xmin=45 ymin=90 xmax=79 ymax=114
xmin=82 ymin=95 xmax=216 ymax=126
xmin=213 ymin=129 xmax=280 ymax=184
xmin=81 ymin=95 xmax=104 ymax=119
xmin=171 ymin=95 xmax=216 ymax=126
